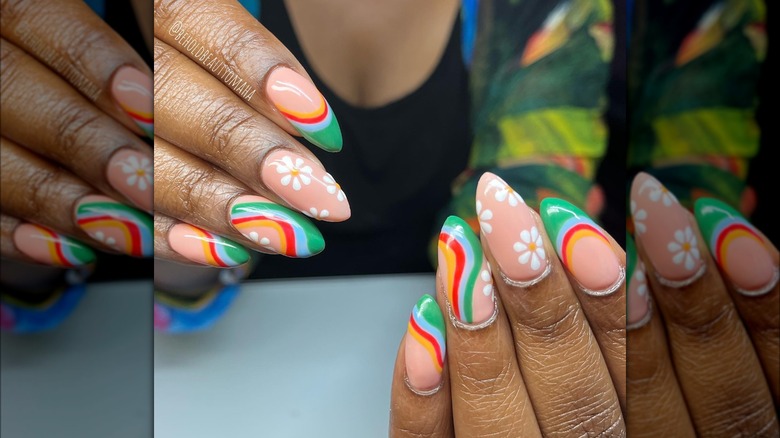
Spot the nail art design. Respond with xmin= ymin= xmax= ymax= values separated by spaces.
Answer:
xmin=13 ymin=224 xmax=95 ymax=267
xmin=476 ymin=172 xmax=550 ymax=285
xmin=627 ymin=234 xmax=651 ymax=329
xmin=74 ymin=195 xmax=153 ymax=257
xmin=630 ymin=172 xmax=705 ymax=287
xmin=438 ymin=216 xmax=495 ymax=325
xmin=230 ymin=196 xmax=325 ymax=257
xmin=111 ymin=66 xmax=153 ymax=138
xmin=107 ymin=148 xmax=153 ymax=212
xmin=168 ymin=224 xmax=249 ymax=267
xmin=266 ymin=67 xmax=342 ymax=152
xmin=262 ymin=149 xmax=351 ymax=221
xmin=540 ymin=198 xmax=624 ymax=295
xmin=405 ymin=294 xmax=446 ymax=392
xmin=695 ymin=198 xmax=779 ymax=295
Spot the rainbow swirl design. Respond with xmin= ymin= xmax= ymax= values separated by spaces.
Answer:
xmin=27 ymin=225 xmax=94 ymax=267
xmin=709 ymin=217 xmax=764 ymax=267
xmin=230 ymin=201 xmax=324 ymax=257
xmin=555 ymin=217 xmax=610 ymax=270
xmin=408 ymin=295 xmax=446 ymax=373
xmin=185 ymin=226 xmax=248 ymax=267
xmin=439 ymin=216 xmax=484 ymax=323
xmin=116 ymin=80 xmax=154 ymax=138
xmin=278 ymin=97 xmax=341 ymax=152
xmin=75 ymin=197 xmax=152 ymax=257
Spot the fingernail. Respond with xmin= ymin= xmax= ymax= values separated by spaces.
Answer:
xmin=476 ymin=172 xmax=550 ymax=286
xmin=261 ymin=149 xmax=350 ymax=222
xmin=695 ymin=197 xmax=779 ymax=296
xmin=230 ymin=195 xmax=325 ymax=257
xmin=168 ymin=224 xmax=249 ymax=267
xmin=540 ymin=198 xmax=624 ymax=295
xmin=111 ymin=66 xmax=153 ymax=138
xmin=266 ymin=66 xmax=342 ymax=152
xmin=630 ymin=172 xmax=705 ymax=287
xmin=13 ymin=224 xmax=95 ymax=267
xmin=74 ymin=195 xmax=153 ymax=257
xmin=627 ymin=234 xmax=651 ymax=329
xmin=107 ymin=148 xmax=153 ymax=212
xmin=405 ymin=294 xmax=446 ymax=394
xmin=438 ymin=216 xmax=495 ymax=326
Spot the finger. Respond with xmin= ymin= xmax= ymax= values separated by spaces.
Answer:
xmin=0 ymin=213 xmax=95 ymax=268
xmin=153 ymin=38 xmax=350 ymax=221
xmin=539 ymin=198 xmax=627 ymax=409
xmin=1 ymin=137 xmax=152 ymax=257
xmin=154 ymin=136 xmax=324 ymax=258
xmin=694 ymin=197 xmax=780 ymax=402
xmin=154 ymin=0 xmax=341 ymax=151
xmin=389 ymin=294 xmax=453 ymax=438
xmin=1 ymin=0 xmax=153 ymax=137
xmin=476 ymin=172 xmax=625 ymax=436
xmin=154 ymin=213 xmax=250 ymax=268
xmin=436 ymin=216 xmax=541 ymax=437
xmin=630 ymin=172 xmax=778 ymax=436
xmin=0 ymin=38 xmax=153 ymax=212
xmin=626 ymin=234 xmax=697 ymax=438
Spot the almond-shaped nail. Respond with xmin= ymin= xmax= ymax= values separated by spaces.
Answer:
xmin=438 ymin=216 xmax=495 ymax=325
xmin=540 ymin=198 xmax=624 ymax=295
xmin=230 ymin=195 xmax=325 ymax=257
xmin=168 ymin=224 xmax=249 ymax=267
xmin=107 ymin=148 xmax=153 ymax=212
xmin=111 ymin=66 xmax=153 ymax=138
xmin=13 ymin=224 xmax=95 ymax=267
xmin=627 ymin=233 xmax=651 ymax=329
xmin=74 ymin=195 xmax=153 ymax=257
xmin=476 ymin=172 xmax=549 ymax=285
xmin=261 ymin=149 xmax=350 ymax=222
xmin=405 ymin=294 xmax=446 ymax=393
xmin=694 ymin=197 xmax=779 ymax=296
xmin=266 ymin=67 xmax=342 ymax=152
xmin=630 ymin=172 xmax=705 ymax=287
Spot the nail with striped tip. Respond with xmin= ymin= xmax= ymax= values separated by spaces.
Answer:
xmin=111 ymin=66 xmax=153 ymax=138
xmin=74 ymin=195 xmax=153 ymax=257
xmin=13 ymin=224 xmax=95 ymax=267
xmin=405 ymin=294 xmax=446 ymax=394
xmin=168 ymin=224 xmax=250 ymax=268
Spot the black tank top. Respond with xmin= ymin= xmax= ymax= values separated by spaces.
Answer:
xmin=254 ymin=3 xmax=471 ymax=278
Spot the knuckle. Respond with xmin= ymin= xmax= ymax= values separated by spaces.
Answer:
xmin=49 ymin=99 xmax=102 ymax=162
xmin=513 ymin=300 xmax=583 ymax=342
xmin=0 ymin=41 xmax=25 ymax=96
xmin=218 ymin=25 xmax=271 ymax=73
xmin=557 ymin=397 xmax=625 ymax=437
xmin=202 ymin=99 xmax=254 ymax=164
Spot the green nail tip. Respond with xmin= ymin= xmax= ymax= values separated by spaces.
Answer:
xmin=694 ymin=197 xmax=750 ymax=251
xmin=414 ymin=294 xmax=446 ymax=336
xmin=626 ymin=233 xmax=637 ymax=281
xmin=222 ymin=237 xmax=251 ymax=265
xmin=302 ymin=118 xmax=343 ymax=153
xmin=539 ymin=197 xmax=599 ymax=256
xmin=71 ymin=240 xmax=96 ymax=265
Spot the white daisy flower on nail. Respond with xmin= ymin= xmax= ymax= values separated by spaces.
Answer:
xmin=634 ymin=263 xmax=648 ymax=296
xmin=248 ymin=231 xmax=271 ymax=246
xmin=93 ymin=231 xmax=116 ymax=247
xmin=272 ymin=156 xmax=312 ymax=191
xmin=488 ymin=178 xmax=523 ymax=207
xmin=119 ymin=154 xmax=152 ymax=191
xmin=322 ymin=173 xmax=346 ymax=202
xmin=667 ymin=226 xmax=700 ymax=271
xmin=639 ymin=178 xmax=677 ymax=206
xmin=631 ymin=200 xmax=647 ymax=234
xmin=476 ymin=200 xmax=493 ymax=234
xmin=513 ymin=226 xmax=545 ymax=271
xmin=304 ymin=207 xmax=330 ymax=220
xmin=480 ymin=267 xmax=494 ymax=296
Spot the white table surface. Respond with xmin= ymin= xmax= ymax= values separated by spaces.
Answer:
xmin=1 ymin=281 xmax=153 ymax=438
xmin=154 ymin=273 xmax=435 ymax=438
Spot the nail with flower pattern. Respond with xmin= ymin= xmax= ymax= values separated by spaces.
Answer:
xmin=630 ymin=172 xmax=705 ymax=287
xmin=261 ymin=149 xmax=350 ymax=222
xmin=169 ymin=224 xmax=250 ymax=268
xmin=438 ymin=216 xmax=496 ymax=327
xmin=694 ymin=197 xmax=779 ymax=296
xmin=74 ymin=195 xmax=153 ymax=257
xmin=13 ymin=224 xmax=95 ymax=267
xmin=476 ymin=172 xmax=550 ymax=286
xmin=405 ymin=294 xmax=446 ymax=394
xmin=107 ymin=148 xmax=153 ymax=212
xmin=627 ymin=233 xmax=651 ymax=329
xmin=111 ymin=66 xmax=153 ymax=138
xmin=540 ymin=198 xmax=624 ymax=296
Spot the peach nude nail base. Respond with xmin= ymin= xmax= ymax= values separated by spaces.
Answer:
xmin=498 ymin=262 xmax=552 ymax=288
xmin=626 ymin=298 xmax=653 ymax=331
xmin=734 ymin=267 xmax=779 ymax=297
xmin=403 ymin=375 xmax=443 ymax=397
xmin=576 ymin=265 xmax=626 ymax=297
xmin=445 ymin=296 xmax=499 ymax=331
xmin=654 ymin=263 xmax=707 ymax=289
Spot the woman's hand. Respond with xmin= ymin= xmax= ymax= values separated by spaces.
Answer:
xmin=389 ymin=172 xmax=626 ymax=437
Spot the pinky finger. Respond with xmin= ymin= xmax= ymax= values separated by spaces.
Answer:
xmin=154 ymin=213 xmax=250 ymax=268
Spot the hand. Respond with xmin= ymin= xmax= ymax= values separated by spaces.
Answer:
xmin=389 ymin=172 xmax=626 ymax=437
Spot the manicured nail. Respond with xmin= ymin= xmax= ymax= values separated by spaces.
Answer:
xmin=630 ymin=172 xmax=705 ymax=287
xmin=74 ymin=195 xmax=153 ymax=257
xmin=405 ymin=294 xmax=446 ymax=394
xmin=261 ymin=149 xmax=350 ymax=221
xmin=266 ymin=66 xmax=342 ymax=152
xmin=230 ymin=195 xmax=325 ymax=257
xmin=627 ymin=234 xmax=651 ymax=329
xmin=107 ymin=148 xmax=153 ymax=212
xmin=540 ymin=198 xmax=624 ymax=295
xmin=168 ymin=224 xmax=249 ymax=267
xmin=438 ymin=216 xmax=495 ymax=326
xmin=695 ymin=197 xmax=779 ymax=296
xmin=111 ymin=65 xmax=153 ymax=138
xmin=476 ymin=172 xmax=549 ymax=285
xmin=13 ymin=224 xmax=95 ymax=267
